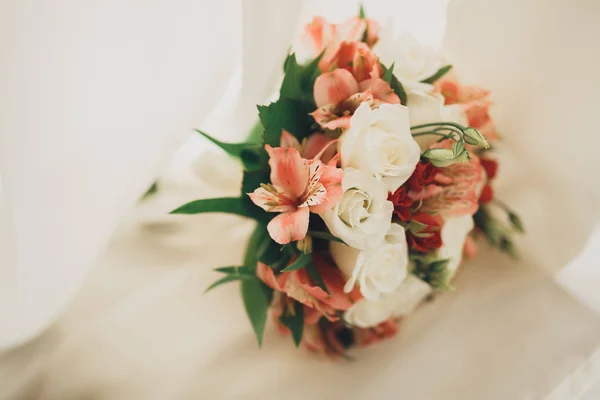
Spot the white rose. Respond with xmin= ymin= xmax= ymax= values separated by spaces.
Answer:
xmin=374 ymin=30 xmax=442 ymax=88
xmin=330 ymin=223 xmax=409 ymax=300
xmin=438 ymin=215 xmax=475 ymax=274
xmin=344 ymin=275 xmax=432 ymax=328
xmin=321 ymin=168 xmax=393 ymax=250
xmin=340 ymin=103 xmax=421 ymax=192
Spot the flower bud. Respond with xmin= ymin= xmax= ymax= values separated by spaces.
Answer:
xmin=463 ymin=127 xmax=489 ymax=148
xmin=297 ymin=235 xmax=313 ymax=254
xmin=422 ymin=148 xmax=456 ymax=167
xmin=352 ymin=44 xmax=381 ymax=82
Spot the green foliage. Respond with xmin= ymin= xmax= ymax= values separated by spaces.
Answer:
xmin=305 ymin=259 xmax=328 ymax=293
xmin=280 ymin=54 xmax=304 ymax=101
xmin=382 ymin=62 xmax=395 ymax=84
xmin=239 ymin=225 xmax=273 ymax=347
xmin=241 ymin=279 xmax=270 ymax=348
xmin=141 ymin=181 xmax=158 ymax=200
xmin=258 ymin=99 xmax=314 ymax=146
xmin=205 ymin=268 xmax=254 ymax=293
xmin=307 ymin=231 xmax=346 ymax=244
xmin=508 ymin=212 xmax=525 ymax=233
xmin=421 ymin=65 xmax=453 ymax=84
xmin=473 ymin=204 xmax=522 ymax=259
xmin=282 ymin=253 xmax=313 ymax=272
xmin=279 ymin=301 xmax=305 ymax=347
xmin=379 ymin=62 xmax=407 ymax=105
xmin=280 ymin=52 xmax=325 ymax=105
xmin=170 ymin=197 xmax=249 ymax=217
xmin=359 ymin=4 xmax=366 ymax=18
xmin=195 ymin=130 xmax=260 ymax=159
xmin=411 ymin=256 xmax=453 ymax=291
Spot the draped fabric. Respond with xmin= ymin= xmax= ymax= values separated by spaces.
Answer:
xmin=2 ymin=0 xmax=600 ymax=399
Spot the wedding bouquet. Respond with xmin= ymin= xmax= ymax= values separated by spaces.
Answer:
xmin=171 ymin=7 xmax=523 ymax=356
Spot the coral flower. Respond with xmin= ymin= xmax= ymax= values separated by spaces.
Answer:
xmin=256 ymin=255 xmax=362 ymax=321
xmin=436 ymin=79 xmax=499 ymax=142
xmin=415 ymin=140 xmax=484 ymax=217
xmin=248 ymin=145 xmax=343 ymax=244
xmin=312 ymin=67 xmax=399 ymax=130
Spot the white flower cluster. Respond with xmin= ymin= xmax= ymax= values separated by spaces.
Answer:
xmin=321 ymin=29 xmax=472 ymax=328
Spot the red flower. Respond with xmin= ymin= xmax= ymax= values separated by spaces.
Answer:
xmin=478 ymin=184 xmax=494 ymax=204
xmin=406 ymin=161 xmax=438 ymax=192
xmin=480 ymin=157 xmax=498 ymax=180
xmin=407 ymin=212 xmax=443 ymax=253
xmin=388 ymin=186 xmax=413 ymax=221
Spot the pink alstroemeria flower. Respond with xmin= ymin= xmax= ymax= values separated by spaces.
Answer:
xmin=436 ymin=79 xmax=499 ymax=142
xmin=280 ymin=130 xmax=337 ymax=164
xmin=312 ymin=67 xmax=399 ymax=130
xmin=248 ymin=143 xmax=343 ymax=244
xmin=301 ymin=16 xmax=380 ymax=73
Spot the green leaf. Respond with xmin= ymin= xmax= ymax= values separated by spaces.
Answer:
xmin=359 ymin=4 xmax=366 ymax=18
xmin=406 ymin=220 xmax=430 ymax=233
xmin=195 ymin=130 xmax=265 ymax=171
xmin=141 ymin=181 xmax=158 ymax=200
xmin=247 ymin=120 xmax=264 ymax=143
xmin=279 ymin=301 xmax=305 ymax=347
xmin=195 ymin=130 xmax=260 ymax=159
xmin=421 ymin=65 xmax=453 ymax=84
xmin=214 ymin=266 xmax=247 ymax=274
xmin=509 ymin=212 xmax=525 ymax=233
xmin=281 ymin=253 xmax=313 ymax=272
xmin=258 ymin=236 xmax=284 ymax=266
xmin=382 ymin=62 xmax=395 ymax=84
xmin=359 ymin=4 xmax=368 ymax=42
xmin=170 ymin=197 xmax=249 ymax=217
xmin=205 ymin=273 xmax=255 ymax=293
xmin=380 ymin=62 xmax=407 ymax=105
xmin=280 ymin=54 xmax=304 ymax=100
xmin=305 ymin=259 xmax=328 ymax=293
xmin=244 ymin=225 xmax=269 ymax=270
xmin=258 ymin=99 xmax=314 ymax=146
xmin=241 ymin=278 xmax=269 ymax=347
xmin=301 ymin=50 xmax=325 ymax=97
xmin=411 ymin=258 xmax=453 ymax=291
xmin=239 ymin=225 xmax=272 ymax=347
xmin=308 ymin=231 xmax=346 ymax=244
xmin=500 ymin=237 xmax=519 ymax=259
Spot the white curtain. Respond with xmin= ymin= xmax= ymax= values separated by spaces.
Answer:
xmin=0 ymin=0 xmax=303 ymax=349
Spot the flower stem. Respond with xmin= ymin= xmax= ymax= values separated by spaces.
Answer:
xmin=410 ymin=122 xmax=468 ymax=131
xmin=411 ymin=131 xmax=453 ymax=139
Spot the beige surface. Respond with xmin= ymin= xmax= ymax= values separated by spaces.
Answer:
xmin=1 ymin=140 xmax=600 ymax=399
xmin=2 ymin=176 xmax=600 ymax=399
